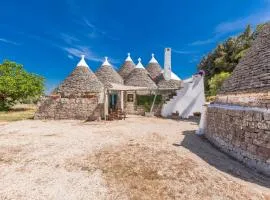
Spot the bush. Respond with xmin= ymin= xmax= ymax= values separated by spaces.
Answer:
xmin=136 ymin=95 xmax=162 ymax=106
xmin=208 ymin=72 xmax=231 ymax=96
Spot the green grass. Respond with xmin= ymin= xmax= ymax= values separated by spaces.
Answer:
xmin=0 ymin=104 xmax=37 ymax=122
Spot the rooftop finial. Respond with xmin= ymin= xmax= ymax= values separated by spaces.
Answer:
xmin=77 ymin=54 xmax=89 ymax=68
xmin=125 ymin=52 xmax=133 ymax=62
xmin=135 ymin=57 xmax=144 ymax=69
xmin=149 ymin=53 xmax=158 ymax=63
xmin=102 ymin=56 xmax=111 ymax=66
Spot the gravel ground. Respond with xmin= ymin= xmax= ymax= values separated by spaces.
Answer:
xmin=0 ymin=116 xmax=269 ymax=200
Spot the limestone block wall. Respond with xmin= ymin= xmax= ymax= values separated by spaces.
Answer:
xmin=205 ymin=104 xmax=270 ymax=175
xmin=215 ymin=92 xmax=270 ymax=109
xmin=130 ymin=105 xmax=162 ymax=116
xmin=35 ymin=95 xmax=102 ymax=120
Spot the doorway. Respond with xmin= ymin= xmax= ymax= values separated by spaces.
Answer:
xmin=109 ymin=93 xmax=118 ymax=111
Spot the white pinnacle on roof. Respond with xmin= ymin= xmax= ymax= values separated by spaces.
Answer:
xmin=102 ymin=56 xmax=111 ymax=66
xmin=171 ymin=71 xmax=181 ymax=80
xmin=135 ymin=58 xmax=145 ymax=69
xmin=125 ymin=53 xmax=133 ymax=62
xmin=77 ymin=55 xmax=89 ymax=68
xmin=149 ymin=53 xmax=158 ymax=63
xmin=161 ymin=70 xmax=181 ymax=80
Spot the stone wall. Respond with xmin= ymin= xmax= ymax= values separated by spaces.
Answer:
xmin=127 ymin=105 xmax=162 ymax=116
xmin=205 ymin=104 xmax=270 ymax=175
xmin=215 ymin=92 xmax=270 ymax=108
xmin=35 ymin=95 xmax=102 ymax=120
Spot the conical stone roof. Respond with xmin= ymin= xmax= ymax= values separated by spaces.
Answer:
xmin=118 ymin=53 xmax=135 ymax=80
xmin=55 ymin=55 xmax=104 ymax=96
xmin=220 ymin=23 xmax=270 ymax=94
xmin=95 ymin=57 xmax=124 ymax=88
xmin=146 ymin=53 xmax=162 ymax=79
xmin=125 ymin=58 xmax=157 ymax=90
xmin=156 ymin=71 xmax=181 ymax=89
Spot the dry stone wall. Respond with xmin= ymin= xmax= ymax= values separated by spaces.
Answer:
xmin=215 ymin=92 xmax=270 ymax=108
xmin=206 ymin=105 xmax=270 ymax=175
xmin=35 ymin=95 xmax=102 ymax=120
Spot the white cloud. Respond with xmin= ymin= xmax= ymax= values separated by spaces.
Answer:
xmin=63 ymin=46 xmax=103 ymax=62
xmin=0 ymin=38 xmax=19 ymax=45
xmin=84 ymin=18 xmax=96 ymax=30
xmin=83 ymin=18 xmax=105 ymax=39
xmin=62 ymin=45 xmax=119 ymax=64
xmin=215 ymin=8 xmax=270 ymax=34
xmin=189 ymin=4 xmax=270 ymax=46
xmin=173 ymin=49 xmax=196 ymax=54
xmin=189 ymin=36 xmax=218 ymax=46
xmin=60 ymin=33 xmax=79 ymax=45
xmin=82 ymin=18 xmax=119 ymax=40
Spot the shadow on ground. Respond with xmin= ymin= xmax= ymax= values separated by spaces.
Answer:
xmin=173 ymin=130 xmax=270 ymax=188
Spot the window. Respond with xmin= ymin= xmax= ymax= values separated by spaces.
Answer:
xmin=127 ymin=94 xmax=134 ymax=102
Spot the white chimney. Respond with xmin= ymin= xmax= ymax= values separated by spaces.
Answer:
xmin=164 ymin=48 xmax=172 ymax=80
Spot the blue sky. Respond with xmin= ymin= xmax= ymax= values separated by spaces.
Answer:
xmin=0 ymin=0 xmax=270 ymax=93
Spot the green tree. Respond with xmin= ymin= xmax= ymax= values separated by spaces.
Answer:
xmin=208 ymin=72 xmax=231 ymax=96
xmin=0 ymin=60 xmax=44 ymax=110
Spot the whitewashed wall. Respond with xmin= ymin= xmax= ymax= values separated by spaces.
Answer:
xmin=161 ymin=75 xmax=205 ymax=118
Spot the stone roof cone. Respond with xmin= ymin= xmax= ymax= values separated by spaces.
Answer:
xmin=54 ymin=55 xmax=104 ymax=96
xmin=156 ymin=70 xmax=182 ymax=89
xmin=95 ymin=56 xmax=124 ymax=88
xmin=118 ymin=53 xmax=135 ymax=79
xmin=146 ymin=53 xmax=162 ymax=79
xmin=125 ymin=58 xmax=157 ymax=89
xmin=220 ymin=23 xmax=270 ymax=94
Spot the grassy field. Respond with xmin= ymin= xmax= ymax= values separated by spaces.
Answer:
xmin=0 ymin=104 xmax=36 ymax=122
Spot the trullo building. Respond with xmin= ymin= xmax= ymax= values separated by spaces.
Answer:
xmin=95 ymin=57 xmax=124 ymax=88
xmin=34 ymin=55 xmax=104 ymax=120
xmin=125 ymin=58 xmax=157 ymax=90
xmin=204 ymin=23 xmax=270 ymax=176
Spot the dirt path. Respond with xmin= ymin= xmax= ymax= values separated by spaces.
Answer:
xmin=0 ymin=116 xmax=269 ymax=200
